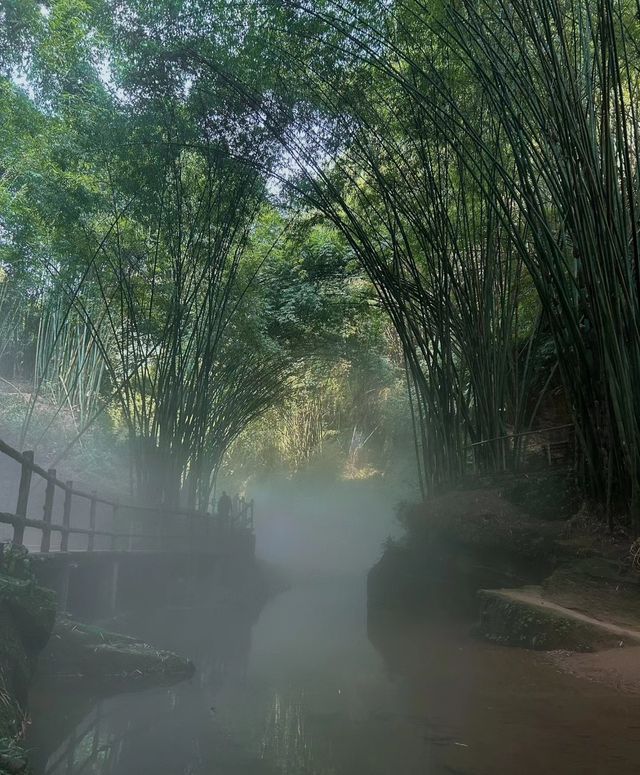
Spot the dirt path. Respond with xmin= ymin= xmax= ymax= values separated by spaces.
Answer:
xmin=501 ymin=586 xmax=640 ymax=644
xmin=493 ymin=587 xmax=640 ymax=693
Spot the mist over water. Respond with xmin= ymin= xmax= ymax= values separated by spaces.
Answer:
xmin=27 ymin=473 xmax=424 ymax=775
xmin=25 ymin=473 xmax=640 ymax=775
xmin=252 ymin=473 xmax=410 ymax=577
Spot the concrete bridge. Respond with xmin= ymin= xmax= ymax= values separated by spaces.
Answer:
xmin=0 ymin=438 xmax=255 ymax=618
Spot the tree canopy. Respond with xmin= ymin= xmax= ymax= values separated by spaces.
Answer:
xmin=2 ymin=0 xmax=639 ymax=528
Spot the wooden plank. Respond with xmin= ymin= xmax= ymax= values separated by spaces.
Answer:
xmin=40 ymin=469 xmax=56 ymax=553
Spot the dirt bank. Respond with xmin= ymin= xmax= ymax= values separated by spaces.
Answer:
xmin=368 ymin=487 xmax=565 ymax=615
xmin=368 ymin=476 xmax=640 ymax=691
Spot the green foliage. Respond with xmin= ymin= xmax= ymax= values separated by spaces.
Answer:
xmin=5 ymin=0 xmax=636 ymax=529
xmin=0 ymin=545 xmax=33 ymax=583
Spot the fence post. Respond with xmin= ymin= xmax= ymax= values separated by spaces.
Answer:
xmin=14 ymin=451 xmax=34 ymax=546
xmin=40 ymin=469 xmax=56 ymax=553
xmin=61 ymin=481 xmax=73 ymax=552
xmin=88 ymin=492 xmax=97 ymax=551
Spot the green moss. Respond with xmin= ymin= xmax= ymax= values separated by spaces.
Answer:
xmin=477 ymin=589 xmax=627 ymax=652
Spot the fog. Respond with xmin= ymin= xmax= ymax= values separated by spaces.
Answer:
xmin=252 ymin=473 xmax=412 ymax=577
xmin=24 ymin=463 xmax=640 ymax=775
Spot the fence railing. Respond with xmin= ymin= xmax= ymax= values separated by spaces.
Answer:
xmin=464 ymin=423 xmax=575 ymax=474
xmin=0 ymin=437 xmax=254 ymax=554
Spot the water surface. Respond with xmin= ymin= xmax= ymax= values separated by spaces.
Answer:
xmin=28 ymin=574 xmax=640 ymax=774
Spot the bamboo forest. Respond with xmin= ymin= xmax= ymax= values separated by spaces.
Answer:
xmin=1 ymin=2 xmax=640 ymax=774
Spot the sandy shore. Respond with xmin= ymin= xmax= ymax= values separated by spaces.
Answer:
xmin=549 ymin=645 xmax=640 ymax=694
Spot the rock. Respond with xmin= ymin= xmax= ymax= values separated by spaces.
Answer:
xmin=41 ymin=617 xmax=195 ymax=688
xmin=477 ymin=587 xmax=640 ymax=652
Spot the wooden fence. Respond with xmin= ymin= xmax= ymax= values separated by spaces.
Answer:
xmin=0 ymin=437 xmax=254 ymax=554
xmin=464 ymin=423 xmax=576 ymax=474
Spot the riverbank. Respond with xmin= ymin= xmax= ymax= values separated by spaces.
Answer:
xmin=368 ymin=472 xmax=640 ymax=692
xmin=0 ymin=545 xmax=201 ymax=775
xmin=0 ymin=546 xmax=55 ymax=774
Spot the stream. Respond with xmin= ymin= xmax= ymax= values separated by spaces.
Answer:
xmin=26 ymin=571 xmax=640 ymax=775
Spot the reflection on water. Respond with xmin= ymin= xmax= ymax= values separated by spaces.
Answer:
xmin=28 ymin=575 xmax=640 ymax=775
xmin=260 ymin=691 xmax=326 ymax=775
